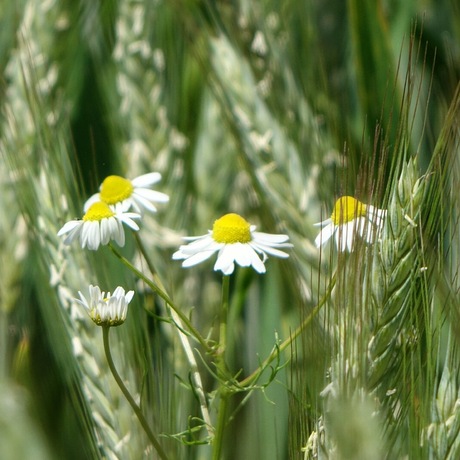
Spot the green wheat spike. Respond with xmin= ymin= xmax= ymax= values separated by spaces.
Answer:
xmin=367 ymin=157 xmax=425 ymax=401
xmin=425 ymin=335 xmax=460 ymax=459
xmin=0 ymin=1 xmax=151 ymax=457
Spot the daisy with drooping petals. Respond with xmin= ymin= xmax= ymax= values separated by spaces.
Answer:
xmin=84 ymin=173 xmax=169 ymax=214
xmin=173 ymin=213 xmax=293 ymax=275
xmin=57 ymin=201 xmax=140 ymax=250
xmin=314 ymin=196 xmax=386 ymax=252
xmin=75 ymin=284 xmax=134 ymax=327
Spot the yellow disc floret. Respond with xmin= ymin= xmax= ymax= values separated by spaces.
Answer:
xmin=331 ymin=196 xmax=366 ymax=225
xmin=213 ymin=213 xmax=252 ymax=244
xmin=83 ymin=202 xmax=115 ymax=221
xmin=99 ymin=175 xmax=134 ymax=205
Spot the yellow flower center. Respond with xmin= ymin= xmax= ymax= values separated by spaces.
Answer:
xmin=331 ymin=196 xmax=367 ymax=225
xmin=99 ymin=175 xmax=134 ymax=204
xmin=212 ymin=213 xmax=252 ymax=244
xmin=83 ymin=202 xmax=115 ymax=221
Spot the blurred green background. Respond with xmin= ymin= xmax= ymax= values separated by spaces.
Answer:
xmin=1 ymin=0 xmax=459 ymax=459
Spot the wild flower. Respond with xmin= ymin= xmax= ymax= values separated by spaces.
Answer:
xmin=84 ymin=173 xmax=169 ymax=214
xmin=314 ymin=196 xmax=386 ymax=252
xmin=75 ymin=284 xmax=134 ymax=327
xmin=173 ymin=213 xmax=292 ymax=275
xmin=57 ymin=201 xmax=140 ymax=250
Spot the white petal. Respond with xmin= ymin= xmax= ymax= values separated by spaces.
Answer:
xmin=91 ymin=223 xmax=103 ymax=250
xmin=134 ymin=188 xmax=169 ymax=203
xmin=172 ymin=249 xmax=187 ymax=260
xmin=99 ymin=218 xmax=111 ymax=245
xmin=315 ymin=223 xmax=335 ymax=247
xmin=232 ymin=243 xmax=253 ymax=267
xmin=113 ymin=201 xmax=132 ymax=213
xmin=89 ymin=285 xmax=101 ymax=301
xmin=86 ymin=222 xmax=101 ymax=250
xmin=251 ymin=242 xmax=290 ymax=259
xmin=175 ymin=235 xmax=216 ymax=255
xmin=344 ymin=221 xmax=355 ymax=251
xmin=57 ymin=220 xmax=80 ymax=236
xmin=132 ymin=194 xmax=158 ymax=213
xmin=246 ymin=247 xmax=266 ymax=273
xmin=367 ymin=206 xmax=386 ymax=230
xmin=364 ymin=223 xmax=375 ymax=243
xmin=214 ymin=246 xmax=237 ymax=273
xmin=221 ymin=263 xmax=235 ymax=276
xmin=181 ymin=249 xmax=217 ymax=267
xmin=113 ymin=220 xmax=126 ymax=247
xmin=131 ymin=172 xmax=161 ymax=187
xmin=75 ymin=291 xmax=89 ymax=310
xmin=182 ymin=233 xmax=210 ymax=242
xmin=313 ymin=218 xmax=332 ymax=227
xmin=119 ymin=214 xmax=140 ymax=231
xmin=333 ymin=223 xmax=345 ymax=252
xmin=59 ymin=221 xmax=83 ymax=245
xmin=125 ymin=290 xmax=135 ymax=303
xmin=251 ymin=231 xmax=290 ymax=244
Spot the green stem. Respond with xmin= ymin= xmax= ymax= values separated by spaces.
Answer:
xmin=102 ymin=326 xmax=169 ymax=460
xmin=218 ymin=275 xmax=230 ymax=361
xmin=108 ymin=244 xmax=210 ymax=352
xmin=133 ymin=231 xmax=158 ymax=277
xmin=133 ymin=234 xmax=213 ymax=438
xmin=212 ymin=275 xmax=231 ymax=460
xmin=212 ymin=390 xmax=230 ymax=460
xmin=239 ymin=274 xmax=336 ymax=388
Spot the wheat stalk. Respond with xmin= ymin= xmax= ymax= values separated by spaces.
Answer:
xmin=1 ymin=1 xmax=155 ymax=457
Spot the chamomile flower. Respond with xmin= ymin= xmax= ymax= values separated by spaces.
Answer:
xmin=173 ymin=213 xmax=293 ymax=275
xmin=314 ymin=196 xmax=386 ymax=252
xmin=75 ymin=284 xmax=134 ymax=327
xmin=84 ymin=172 xmax=169 ymax=214
xmin=57 ymin=201 xmax=140 ymax=250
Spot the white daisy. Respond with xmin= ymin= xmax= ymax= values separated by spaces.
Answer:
xmin=314 ymin=196 xmax=386 ymax=252
xmin=75 ymin=284 xmax=134 ymax=327
xmin=84 ymin=172 xmax=169 ymax=214
xmin=57 ymin=201 xmax=140 ymax=250
xmin=172 ymin=213 xmax=293 ymax=275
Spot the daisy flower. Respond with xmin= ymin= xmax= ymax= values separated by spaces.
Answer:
xmin=314 ymin=196 xmax=386 ymax=252
xmin=84 ymin=172 xmax=169 ymax=214
xmin=75 ymin=284 xmax=134 ymax=327
xmin=172 ymin=213 xmax=293 ymax=275
xmin=57 ymin=201 xmax=140 ymax=250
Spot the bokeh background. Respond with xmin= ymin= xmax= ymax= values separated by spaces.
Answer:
xmin=1 ymin=0 xmax=460 ymax=459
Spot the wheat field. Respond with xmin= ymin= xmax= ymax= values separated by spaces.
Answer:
xmin=1 ymin=1 xmax=460 ymax=459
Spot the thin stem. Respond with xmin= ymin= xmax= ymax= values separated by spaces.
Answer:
xmin=212 ymin=275 xmax=231 ymax=460
xmin=133 ymin=236 xmax=214 ymax=439
xmin=108 ymin=244 xmax=211 ymax=352
xmin=212 ymin=390 xmax=230 ymax=460
xmin=218 ymin=275 xmax=230 ymax=361
xmin=102 ymin=326 xmax=169 ymax=460
xmin=171 ymin=308 xmax=214 ymax=438
xmin=239 ymin=274 xmax=336 ymax=388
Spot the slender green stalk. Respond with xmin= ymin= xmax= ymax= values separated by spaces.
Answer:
xmin=212 ymin=390 xmax=230 ymax=460
xmin=212 ymin=275 xmax=231 ymax=460
xmin=108 ymin=244 xmax=211 ymax=352
xmin=218 ymin=275 xmax=230 ymax=360
xmin=239 ymin=274 xmax=336 ymax=388
xmin=133 ymin=232 xmax=158 ymax=277
xmin=133 ymin=234 xmax=214 ymax=438
xmin=102 ymin=326 xmax=169 ymax=460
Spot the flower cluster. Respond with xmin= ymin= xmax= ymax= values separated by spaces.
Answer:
xmin=57 ymin=169 xmax=385 ymax=325
xmin=58 ymin=173 xmax=169 ymax=250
